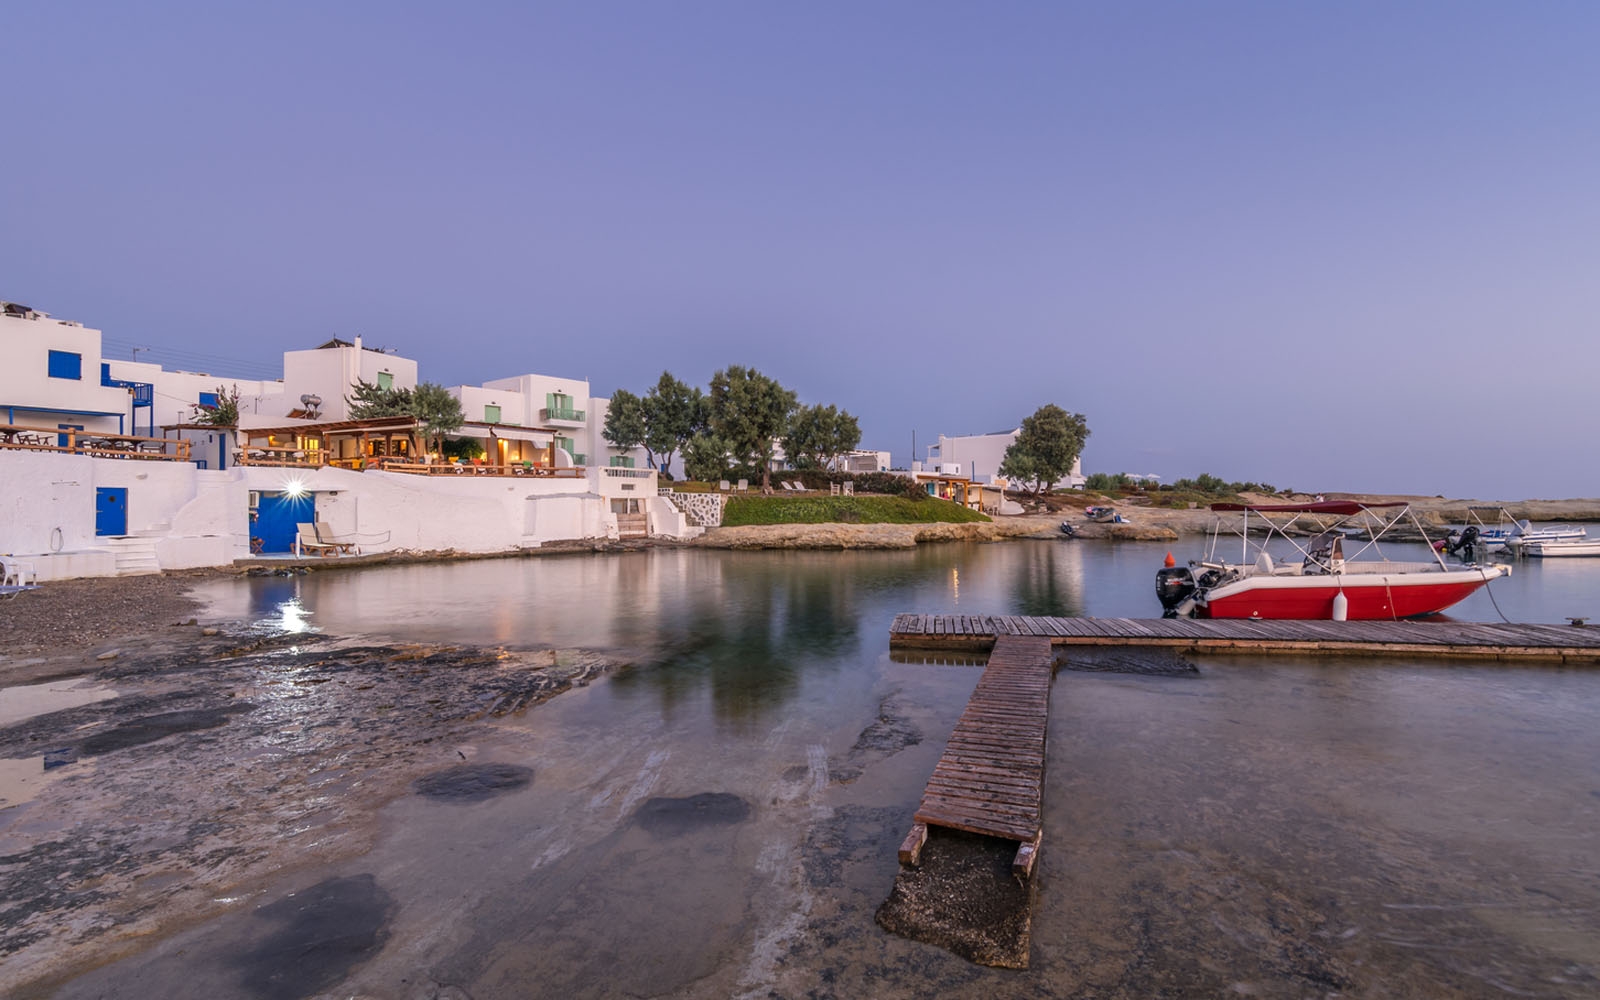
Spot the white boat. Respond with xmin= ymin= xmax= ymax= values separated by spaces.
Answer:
xmin=1521 ymin=538 xmax=1600 ymax=558
xmin=1443 ymin=508 xmax=1585 ymax=555
xmin=1505 ymin=520 xmax=1588 ymax=552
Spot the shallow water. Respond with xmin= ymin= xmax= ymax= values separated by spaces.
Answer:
xmin=54 ymin=541 xmax=1600 ymax=997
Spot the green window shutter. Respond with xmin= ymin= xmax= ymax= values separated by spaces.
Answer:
xmin=546 ymin=393 xmax=555 ymax=413
xmin=377 ymin=371 xmax=393 ymax=390
xmin=485 ymin=404 xmax=501 ymax=423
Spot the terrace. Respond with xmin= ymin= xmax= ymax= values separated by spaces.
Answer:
xmin=0 ymin=422 xmax=192 ymax=461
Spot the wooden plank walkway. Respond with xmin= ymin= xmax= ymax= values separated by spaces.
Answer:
xmin=900 ymin=634 xmax=1055 ymax=878
xmin=889 ymin=614 xmax=1600 ymax=662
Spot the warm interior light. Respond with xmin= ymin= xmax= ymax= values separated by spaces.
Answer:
xmin=283 ymin=477 xmax=309 ymax=499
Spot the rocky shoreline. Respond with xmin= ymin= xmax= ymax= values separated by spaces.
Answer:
xmin=0 ymin=617 xmax=622 ymax=995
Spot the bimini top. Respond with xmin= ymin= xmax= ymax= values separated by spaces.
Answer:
xmin=1209 ymin=500 xmax=1409 ymax=515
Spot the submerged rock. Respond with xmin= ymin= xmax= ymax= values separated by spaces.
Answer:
xmin=230 ymin=874 xmax=396 ymax=1000
xmin=413 ymin=763 xmax=534 ymax=802
xmin=633 ymin=792 xmax=751 ymax=837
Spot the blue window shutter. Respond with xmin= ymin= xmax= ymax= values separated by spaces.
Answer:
xmin=199 ymin=391 xmax=219 ymax=408
xmin=48 ymin=350 xmax=83 ymax=380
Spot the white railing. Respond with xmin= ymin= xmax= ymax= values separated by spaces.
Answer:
xmin=602 ymin=467 xmax=655 ymax=479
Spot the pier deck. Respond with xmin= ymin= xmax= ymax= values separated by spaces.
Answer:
xmin=900 ymin=634 xmax=1055 ymax=878
xmin=890 ymin=614 xmax=1600 ymax=662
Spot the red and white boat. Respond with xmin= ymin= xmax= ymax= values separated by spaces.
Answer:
xmin=1155 ymin=500 xmax=1510 ymax=620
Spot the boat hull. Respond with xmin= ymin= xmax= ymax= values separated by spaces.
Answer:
xmin=1523 ymin=540 xmax=1600 ymax=558
xmin=1198 ymin=571 xmax=1499 ymax=620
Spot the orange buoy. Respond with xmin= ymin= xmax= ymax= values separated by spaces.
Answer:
xmin=1164 ymin=551 xmax=1176 ymax=568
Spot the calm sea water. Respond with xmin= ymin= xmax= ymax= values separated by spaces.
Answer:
xmin=61 ymin=540 xmax=1600 ymax=998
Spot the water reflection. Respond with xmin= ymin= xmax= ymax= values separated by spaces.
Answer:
xmin=1007 ymin=542 xmax=1087 ymax=617
xmin=191 ymin=539 xmax=1600 ymax=736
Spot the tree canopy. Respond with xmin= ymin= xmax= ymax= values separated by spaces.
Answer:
xmin=782 ymin=404 xmax=861 ymax=471
xmin=410 ymin=382 xmax=465 ymax=452
xmin=706 ymin=366 xmax=797 ymax=490
xmin=602 ymin=388 xmax=648 ymax=454
xmin=346 ymin=378 xmax=464 ymax=453
xmin=642 ymin=372 xmax=704 ymax=473
xmin=345 ymin=377 xmax=412 ymax=419
xmin=998 ymin=405 xmax=1090 ymax=498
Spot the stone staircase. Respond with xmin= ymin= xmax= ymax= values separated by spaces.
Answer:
xmin=616 ymin=512 xmax=649 ymax=539
xmin=106 ymin=536 xmax=161 ymax=576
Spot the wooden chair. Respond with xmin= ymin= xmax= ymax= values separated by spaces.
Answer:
xmin=313 ymin=522 xmax=358 ymax=555
xmin=295 ymin=523 xmax=340 ymax=557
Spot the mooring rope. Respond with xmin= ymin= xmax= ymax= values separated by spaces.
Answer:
xmin=1481 ymin=567 xmax=1512 ymax=623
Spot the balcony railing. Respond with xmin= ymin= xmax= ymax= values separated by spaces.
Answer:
xmin=381 ymin=461 xmax=587 ymax=478
xmin=0 ymin=422 xmax=191 ymax=461
xmin=539 ymin=407 xmax=585 ymax=423
xmin=603 ymin=467 xmax=655 ymax=479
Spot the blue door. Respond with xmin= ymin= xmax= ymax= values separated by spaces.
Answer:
xmin=254 ymin=492 xmax=312 ymax=553
xmin=59 ymin=423 xmax=84 ymax=449
xmin=95 ymin=487 xmax=128 ymax=536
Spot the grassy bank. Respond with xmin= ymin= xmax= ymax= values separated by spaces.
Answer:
xmin=722 ymin=495 xmax=990 ymax=526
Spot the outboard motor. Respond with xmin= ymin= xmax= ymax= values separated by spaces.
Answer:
xmin=1156 ymin=564 xmax=1196 ymax=615
xmin=1445 ymin=525 xmax=1480 ymax=563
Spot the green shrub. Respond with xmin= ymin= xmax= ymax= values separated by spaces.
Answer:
xmin=722 ymin=496 xmax=989 ymax=526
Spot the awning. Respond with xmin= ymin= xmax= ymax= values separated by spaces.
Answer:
xmin=1210 ymin=500 xmax=1408 ymax=515
xmin=455 ymin=423 xmax=550 ymax=444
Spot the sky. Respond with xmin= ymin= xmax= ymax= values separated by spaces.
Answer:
xmin=4 ymin=2 xmax=1597 ymax=498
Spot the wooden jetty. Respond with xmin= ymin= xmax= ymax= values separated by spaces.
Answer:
xmin=899 ymin=634 xmax=1055 ymax=879
xmin=890 ymin=613 xmax=1600 ymax=663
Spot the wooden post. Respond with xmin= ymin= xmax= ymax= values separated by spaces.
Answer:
xmin=1013 ymin=829 xmax=1042 ymax=879
xmin=898 ymin=822 xmax=928 ymax=866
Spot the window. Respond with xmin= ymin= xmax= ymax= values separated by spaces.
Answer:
xmin=609 ymin=456 xmax=635 ymax=468
xmin=47 ymin=350 xmax=82 ymax=380
xmin=198 ymin=391 xmax=219 ymax=409
xmin=484 ymin=404 xmax=501 ymax=423
xmin=377 ymin=371 xmax=393 ymax=391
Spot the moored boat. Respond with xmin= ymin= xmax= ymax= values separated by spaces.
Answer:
xmin=1155 ymin=500 xmax=1509 ymax=620
xmin=1521 ymin=538 xmax=1600 ymax=558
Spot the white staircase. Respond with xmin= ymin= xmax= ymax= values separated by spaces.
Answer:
xmin=106 ymin=536 xmax=161 ymax=576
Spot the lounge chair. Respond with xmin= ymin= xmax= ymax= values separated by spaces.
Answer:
xmin=736 ymin=479 xmax=749 ymax=492
xmin=295 ymin=523 xmax=340 ymax=557
xmin=719 ymin=480 xmax=731 ymax=491
xmin=313 ymin=522 xmax=358 ymax=555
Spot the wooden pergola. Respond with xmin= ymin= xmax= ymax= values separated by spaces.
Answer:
xmin=237 ymin=416 xmax=422 ymax=469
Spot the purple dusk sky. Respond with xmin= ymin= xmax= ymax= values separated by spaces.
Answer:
xmin=4 ymin=2 xmax=1596 ymax=498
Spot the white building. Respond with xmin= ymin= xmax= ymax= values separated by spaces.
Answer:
xmin=915 ymin=429 xmax=1085 ymax=489
xmin=837 ymin=449 xmax=893 ymax=473
xmin=0 ymin=302 xmax=689 ymax=580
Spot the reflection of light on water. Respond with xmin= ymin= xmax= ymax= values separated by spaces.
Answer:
xmin=952 ymin=567 xmax=959 ymax=604
xmin=278 ymin=598 xmax=312 ymax=633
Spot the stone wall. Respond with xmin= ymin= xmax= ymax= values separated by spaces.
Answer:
xmin=662 ymin=490 xmax=725 ymax=527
